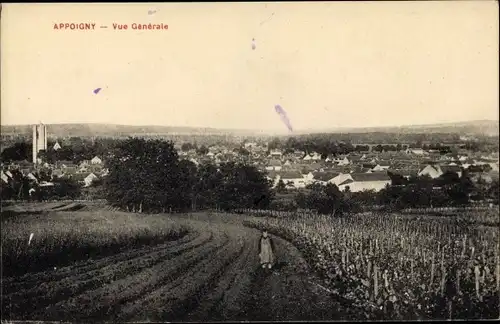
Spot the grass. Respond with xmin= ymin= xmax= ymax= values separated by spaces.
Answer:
xmin=1 ymin=210 xmax=191 ymax=277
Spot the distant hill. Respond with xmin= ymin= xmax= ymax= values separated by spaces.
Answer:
xmin=1 ymin=120 xmax=498 ymax=138
xmin=0 ymin=123 xmax=269 ymax=138
xmin=302 ymin=120 xmax=499 ymax=137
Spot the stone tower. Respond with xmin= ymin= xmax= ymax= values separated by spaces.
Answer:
xmin=32 ymin=122 xmax=47 ymax=164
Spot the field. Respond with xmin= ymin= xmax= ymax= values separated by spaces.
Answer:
xmin=244 ymin=209 xmax=500 ymax=320
xmin=2 ymin=202 xmax=499 ymax=321
xmin=1 ymin=203 xmax=353 ymax=322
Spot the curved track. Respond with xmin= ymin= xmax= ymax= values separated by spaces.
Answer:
xmin=1 ymin=212 xmax=354 ymax=321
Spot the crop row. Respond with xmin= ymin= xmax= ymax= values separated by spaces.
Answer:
xmin=1 ymin=211 xmax=191 ymax=277
xmin=243 ymin=211 xmax=500 ymax=320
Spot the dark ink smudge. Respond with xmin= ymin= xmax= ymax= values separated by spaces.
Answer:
xmin=274 ymin=104 xmax=293 ymax=132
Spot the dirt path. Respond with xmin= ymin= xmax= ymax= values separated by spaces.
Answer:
xmin=2 ymin=212 xmax=355 ymax=322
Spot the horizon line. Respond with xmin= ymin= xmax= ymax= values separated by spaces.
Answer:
xmin=1 ymin=118 xmax=498 ymax=132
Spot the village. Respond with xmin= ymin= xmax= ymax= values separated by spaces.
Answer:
xmin=2 ymin=124 xmax=498 ymax=196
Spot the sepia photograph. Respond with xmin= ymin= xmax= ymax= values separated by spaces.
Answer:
xmin=1 ymin=1 xmax=499 ymax=322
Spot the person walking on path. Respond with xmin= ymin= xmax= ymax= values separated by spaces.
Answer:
xmin=258 ymin=230 xmax=276 ymax=269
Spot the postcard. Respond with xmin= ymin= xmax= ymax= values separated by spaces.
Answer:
xmin=1 ymin=2 xmax=499 ymax=322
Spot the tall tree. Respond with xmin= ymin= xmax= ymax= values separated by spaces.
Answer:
xmin=104 ymin=137 xmax=183 ymax=212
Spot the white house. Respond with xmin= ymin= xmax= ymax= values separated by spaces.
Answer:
xmin=303 ymin=154 xmax=312 ymax=161
xmin=304 ymin=172 xmax=315 ymax=184
xmin=311 ymin=152 xmax=322 ymax=161
xmin=337 ymin=157 xmax=350 ymax=166
xmin=53 ymin=142 xmax=62 ymax=151
xmin=328 ymin=173 xmax=354 ymax=186
xmin=91 ymin=156 xmax=103 ymax=165
xmin=418 ymin=164 xmax=443 ymax=179
xmin=372 ymin=163 xmax=391 ymax=172
xmin=410 ymin=148 xmax=425 ymax=155
xmin=83 ymin=173 xmax=99 ymax=187
xmin=337 ymin=173 xmax=391 ymax=192
xmin=1 ymin=171 xmax=8 ymax=183
xmin=280 ymin=171 xmax=306 ymax=189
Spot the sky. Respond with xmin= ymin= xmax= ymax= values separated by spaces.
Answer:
xmin=1 ymin=2 xmax=498 ymax=132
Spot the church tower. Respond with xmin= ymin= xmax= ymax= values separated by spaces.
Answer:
xmin=32 ymin=122 xmax=48 ymax=164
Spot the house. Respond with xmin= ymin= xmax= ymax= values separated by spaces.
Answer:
xmin=372 ymin=162 xmax=391 ymax=172
xmin=325 ymin=155 xmax=335 ymax=163
xmin=337 ymin=172 xmax=391 ymax=192
xmin=57 ymin=161 xmax=75 ymax=169
xmin=52 ymin=169 xmax=64 ymax=179
xmin=337 ymin=157 xmax=350 ymax=166
xmin=90 ymin=155 xmax=102 ymax=164
xmin=39 ymin=181 xmax=55 ymax=187
xmin=311 ymin=152 xmax=322 ymax=161
xmin=303 ymin=154 xmax=312 ymax=161
xmin=294 ymin=151 xmax=305 ymax=158
xmin=70 ymin=172 xmax=98 ymax=187
xmin=270 ymin=150 xmax=282 ymax=158
xmin=300 ymin=163 xmax=324 ymax=174
xmin=1 ymin=171 xmax=8 ymax=183
xmin=304 ymin=172 xmax=315 ymax=184
xmin=80 ymin=160 xmax=91 ymax=167
xmin=53 ymin=142 xmax=62 ymax=151
xmin=418 ymin=164 xmax=443 ymax=179
xmin=279 ymin=171 xmax=306 ymax=189
xmin=26 ymin=172 xmax=38 ymax=183
xmin=312 ymin=172 xmax=339 ymax=185
xmin=83 ymin=173 xmax=99 ymax=187
xmin=328 ymin=173 xmax=354 ymax=186
xmin=409 ymin=148 xmax=425 ymax=155
xmin=265 ymin=159 xmax=282 ymax=171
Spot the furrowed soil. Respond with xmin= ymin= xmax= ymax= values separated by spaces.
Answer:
xmin=1 ymin=210 xmax=356 ymax=322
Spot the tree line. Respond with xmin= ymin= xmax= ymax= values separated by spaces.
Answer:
xmin=265 ymin=134 xmax=498 ymax=155
xmin=2 ymin=137 xmax=497 ymax=215
xmin=103 ymin=138 xmax=273 ymax=213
